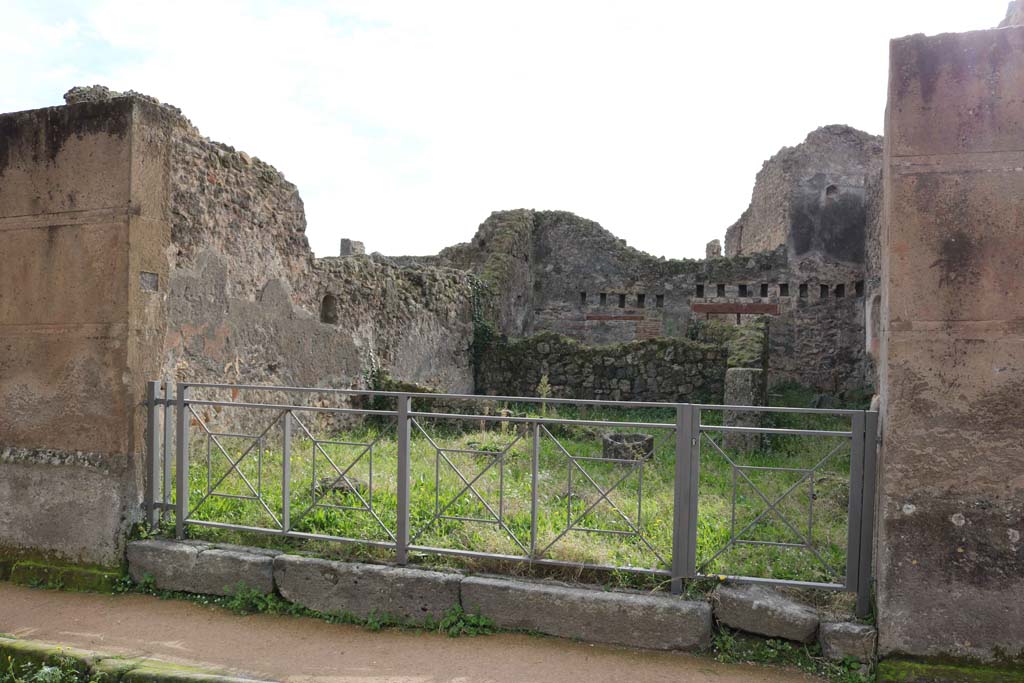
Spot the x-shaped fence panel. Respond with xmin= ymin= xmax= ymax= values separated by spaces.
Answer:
xmin=535 ymin=425 xmax=669 ymax=569
xmin=287 ymin=412 xmax=396 ymax=542
xmin=410 ymin=418 xmax=529 ymax=554
xmin=187 ymin=407 xmax=283 ymax=529
xmin=696 ymin=428 xmax=849 ymax=583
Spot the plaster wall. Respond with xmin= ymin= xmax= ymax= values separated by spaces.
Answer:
xmin=876 ymin=25 xmax=1024 ymax=661
xmin=0 ymin=99 xmax=170 ymax=566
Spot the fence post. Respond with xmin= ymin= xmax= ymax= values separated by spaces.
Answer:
xmin=856 ymin=411 xmax=879 ymax=618
xmin=846 ymin=412 xmax=866 ymax=594
xmin=531 ymin=422 xmax=540 ymax=556
xmin=145 ymin=380 xmax=160 ymax=530
xmin=175 ymin=384 xmax=190 ymax=539
xmin=162 ymin=380 xmax=174 ymax=521
xmin=282 ymin=411 xmax=292 ymax=534
xmin=395 ymin=394 xmax=411 ymax=565
xmin=671 ymin=404 xmax=697 ymax=594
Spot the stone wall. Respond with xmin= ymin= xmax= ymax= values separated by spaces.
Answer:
xmin=477 ymin=332 xmax=726 ymax=403
xmin=724 ymin=125 xmax=883 ymax=263
xmin=0 ymin=96 xmax=170 ymax=567
xmin=876 ymin=25 xmax=1024 ymax=664
xmin=161 ymin=101 xmax=475 ymax=395
xmin=0 ymin=89 xmax=476 ymax=565
xmin=423 ymin=209 xmax=869 ymax=393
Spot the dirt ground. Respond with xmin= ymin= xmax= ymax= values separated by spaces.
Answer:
xmin=0 ymin=582 xmax=822 ymax=683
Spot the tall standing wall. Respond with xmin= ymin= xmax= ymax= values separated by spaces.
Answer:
xmin=877 ymin=25 xmax=1024 ymax=665
xmin=0 ymin=99 xmax=172 ymax=567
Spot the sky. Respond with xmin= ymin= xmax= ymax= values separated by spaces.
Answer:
xmin=0 ymin=1 xmax=1007 ymax=259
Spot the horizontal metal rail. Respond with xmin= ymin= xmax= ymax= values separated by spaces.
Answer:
xmin=181 ymin=381 xmax=687 ymax=409
xmin=146 ymin=380 xmax=878 ymax=617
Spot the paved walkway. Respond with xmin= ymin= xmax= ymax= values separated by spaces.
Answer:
xmin=0 ymin=583 xmax=821 ymax=683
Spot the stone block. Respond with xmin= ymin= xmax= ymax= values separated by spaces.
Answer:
xmin=127 ymin=539 xmax=274 ymax=596
xmin=601 ymin=432 xmax=654 ymax=460
xmin=461 ymin=575 xmax=712 ymax=650
xmin=722 ymin=367 xmax=764 ymax=452
xmin=819 ymin=622 xmax=876 ymax=662
xmin=712 ymin=583 xmax=818 ymax=643
xmin=339 ymin=238 xmax=365 ymax=256
xmin=273 ymin=555 xmax=461 ymax=623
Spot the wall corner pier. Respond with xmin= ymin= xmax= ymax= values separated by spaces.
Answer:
xmin=875 ymin=25 xmax=1024 ymax=667
xmin=0 ymin=97 xmax=172 ymax=568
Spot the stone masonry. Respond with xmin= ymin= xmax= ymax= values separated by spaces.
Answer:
xmin=875 ymin=23 xmax=1024 ymax=663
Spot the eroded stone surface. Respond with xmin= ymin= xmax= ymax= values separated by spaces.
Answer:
xmin=712 ymin=584 xmax=818 ymax=643
xmin=127 ymin=540 xmax=274 ymax=596
xmin=462 ymin=575 xmax=712 ymax=651
xmin=273 ymin=555 xmax=461 ymax=622
xmin=819 ymin=622 xmax=876 ymax=661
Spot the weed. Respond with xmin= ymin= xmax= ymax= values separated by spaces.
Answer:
xmin=712 ymin=627 xmax=872 ymax=683
xmin=1 ymin=656 xmax=99 ymax=683
xmin=438 ymin=605 xmax=494 ymax=637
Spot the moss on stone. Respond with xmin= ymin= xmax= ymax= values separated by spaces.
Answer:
xmin=9 ymin=560 xmax=120 ymax=593
xmin=0 ymin=635 xmax=260 ymax=683
xmin=878 ymin=657 xmax=1024 ymax=683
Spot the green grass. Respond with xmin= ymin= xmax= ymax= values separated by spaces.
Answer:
xmin=173 ymin=384 xmax=865 ymax=593
xmin=1 ymin=657 xmax=94 ymax=683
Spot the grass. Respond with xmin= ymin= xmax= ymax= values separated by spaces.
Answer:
xmin=713 ymin=627 xmax=872 ymax=683
xmin=1 ymin=658 xmax=93 ymax=683
xmin=171 ymin=383 xmax=865 ymax=593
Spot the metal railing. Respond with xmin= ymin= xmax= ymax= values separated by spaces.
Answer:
xmin=145 ymin=381 xmax=878 ymax=616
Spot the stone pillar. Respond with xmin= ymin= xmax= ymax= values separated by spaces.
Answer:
xmin=705 ymin=239 xmax=722 ymax=259
xmin=876 ymin=26 xmax=1024 ymax=665
xmin=339 ymin=238 xmax=365 ymax=256
xmin=0 ymin=97 xmax=171 ymax=567
xmin=722 ymin=367 xmax=764 ymax=452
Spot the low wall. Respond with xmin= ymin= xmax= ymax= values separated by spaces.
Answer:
xmin=477 ymin=332 xmax=726 ymax=402
xmin=125 ymin=538 xmax=877 ymax=663
xmin=128 ymin=539 xmax=712 ymax=651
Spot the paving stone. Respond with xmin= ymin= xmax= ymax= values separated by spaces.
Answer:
xmin=273 ymin=555 xmax=460 ymax=623
xmin=712 ymin=583 xmax=819 ymax=643
xmin=461 ymin=575 xmax=712 ymax=651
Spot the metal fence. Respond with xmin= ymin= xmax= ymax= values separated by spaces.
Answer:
xmin=145 ymin=381 xmax=878 ymax=616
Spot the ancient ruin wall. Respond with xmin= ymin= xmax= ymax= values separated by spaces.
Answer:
xmin=156 ymin=94 xmax=475 ymax=394
xmin=430 ymin=209 xmax=870 ymax=393
xmin=477 ymin=333 xmax=726 ymax=403
xmin=876 ymin=25 xmax=1024 ymax=662
xmin=724 ymin=126 xmax=883 ymax=264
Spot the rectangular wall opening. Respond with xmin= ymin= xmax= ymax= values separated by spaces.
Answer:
xmin=855 ymin=280 xmax=864 ymax=297
xmin=655 ymin=294 xmax=664 ymax=308
xmin=599 ymin=292 xmax=607 ymax=305
xmin=696 ymin=284 xmax=705 ymax=298
xmin=820 ymin=284 xmax=829 ymax=298
xmin=760 ymin=283 xmax=769 ymax=297
xmin=835 ymin=284 xmax=846 ymax=298
xmin=717 ymin=284 xmax=726 ymax=297
xmin=799 ymin=283 xmax=808 ymax=298
xmin=738 ymin=284 xmax=749 ymax=297
xmin=780 ymin=283 xmax=790 ymax=297
xmin=637 ymin=293 xmax=646 ymax=308
xmin=580 ymin=291 xmax=587 ymax=305
xmin=618 ymin=293 xmax=626 ymax=308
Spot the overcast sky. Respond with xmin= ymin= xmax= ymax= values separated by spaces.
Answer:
xmin=0 ymin=1 xmax=1006 ymax=259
